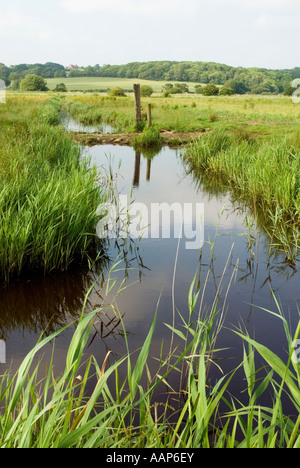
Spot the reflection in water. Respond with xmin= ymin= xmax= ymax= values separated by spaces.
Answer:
xmin=0 ymin=254 xmax=111 ymax=341
xmin=133 ymin=148 xmax=157 ymax=186
xmin=183 ymin=156 xmax=300 ymax=263
xmin=0 ymin=269 xmax=88 ymax=340
xmin=61 ymin=114 xmax=116 ymax=135
xmin=133 ymin=151 xmax=141 ymax=187
xmin=147 ymin=159 xmax=152 ymax=182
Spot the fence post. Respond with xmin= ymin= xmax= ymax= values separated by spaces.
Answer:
xmin=147 ymin=103 xmax=152 ymax=127
xmin=133 ymin=84 xmax=142 ymax=125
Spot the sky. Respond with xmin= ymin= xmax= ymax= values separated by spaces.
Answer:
xmin=0 ymin=0 xmax=299 ymax=69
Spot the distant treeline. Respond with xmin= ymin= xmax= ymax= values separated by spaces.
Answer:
xmin=1 ymin=60 xmax=300 ymax=95
xmin=0 ymin=62 xmax=66 ymax=86
xmin=93 ymin=61 xmax=299 ymax=94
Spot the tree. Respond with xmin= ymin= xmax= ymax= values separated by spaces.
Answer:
xmin=20 ymin=74 xmax=48 ymax=91
xmin=283 ymin=85 xmax=297 ymax=96
xmin=140 ymin=85 xmax=154 ymax=97
xmin=223 ymin=79 xmax=248 ymax=94
xmin=54 ymin=83 xmax=67 ymax=92
xmin=54 ymin=70 xmax=67 ymax=78
xmin=219 ymin=87 xmax=234 ymax=96
xmin=9 ymin=80 xmax=21 ymax=91
xmin=107 ymin=87 xmax=126 ymax=97
xmin=251 ymin=79 xmax=278 ymax=94
xmin=194 ymin=85 xmax=203 ymax=94
xmin=202 ymin=84 xmax=219 ymax=96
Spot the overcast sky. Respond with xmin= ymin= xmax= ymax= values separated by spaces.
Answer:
xmin=0 ymin=0 xmax=299 ymax=69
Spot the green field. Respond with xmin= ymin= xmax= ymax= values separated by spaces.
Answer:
xmin=46 ymin=76 xmax=201 ymax=93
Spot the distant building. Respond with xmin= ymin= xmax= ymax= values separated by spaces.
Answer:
xmin=65 ymin=65 xmax=80 ymax=70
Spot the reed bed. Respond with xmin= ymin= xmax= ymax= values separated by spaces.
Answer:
xmin=183 ymin=129 xmax=300 ymax=257
xmin=0 ymin=268 xmax=299 ymax=448
xmin=0 ymin=96 xmax=105 ymax=282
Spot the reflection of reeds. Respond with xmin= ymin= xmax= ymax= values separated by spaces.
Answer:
xmin=0 ymin=261 xmax=300 ymax=448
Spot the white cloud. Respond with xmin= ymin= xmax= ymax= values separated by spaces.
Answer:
xmin=237 ymin=0 xmax=299 ymax=7
xmin=257 ymin=15 xmax=268 ymax=27
xmin=61 ymin=0 xmax=197 ymax=15
xmin=38 ymin=31 xmax=54 ymax=41
xmin=0 ymin=6 xmax=29 ymax=35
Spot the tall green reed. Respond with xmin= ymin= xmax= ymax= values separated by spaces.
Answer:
xmin=183 ymin=129 xmax=300 ymax=257
xmin=0 ymin=263 xmax=299 ymax=448
xmin=0 ymin=100 xmax=105 ymax=282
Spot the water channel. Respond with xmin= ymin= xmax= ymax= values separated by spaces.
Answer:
xmin=1 ymin=135 xmax=300 ymax=412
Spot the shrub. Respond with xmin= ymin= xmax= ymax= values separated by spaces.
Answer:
xmin=54 ymin=83 xmax=67 ymax=92
xmin=219 ymin=87 xmax=234 ymax=96
xmin=9 ymin=80 xmax=21 ymax=91
xmin=194 ymin=85 xmax=203 ymax=94
xmin=107 ymin=88 xmax=126 ymax=97
xmin=202 ymin=84 xmax=219 ymax=96
xmin=20 ymin=74 xmax=48 ymax=92
xmin=140 ymin=85 xmax=154 ymax=97
xmin=283 ymin=86 xmax=296 ymax=96
xmin=223 ymin=79 xmax=249 ymax=95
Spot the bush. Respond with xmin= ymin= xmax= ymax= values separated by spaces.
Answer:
xmin=107 ymin=87 xmax=126 ymax=97
xmin=202 ymin=84 xmax=219 ymax=96
xmin=219 ymin=87 xmax=234 ymax=96
xmin=194 ymin=85 xmax=203 ymax=94
xmin=283 ymin=86 xmax=296 ymax=96
xmin=223 ymin=79 xmax=248 ymax=95
xmin=134 ymin=127 xmax=163 ymax=147
xmin=140 ymin=85 xmax=154 ymax=97
xmin=9 ymin=80 xmax=21 ymax=91
xmin=20 ymin=74 xmax=48 ymax=92
xmin=54 ymin=83 xmax=67 ymax=93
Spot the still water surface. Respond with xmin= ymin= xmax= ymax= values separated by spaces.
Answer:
xmin=1 ymin=144 xmax=299 ymax=407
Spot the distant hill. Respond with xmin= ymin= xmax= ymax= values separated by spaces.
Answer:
xmin=1 ymin=60 xmax=299 ymax=94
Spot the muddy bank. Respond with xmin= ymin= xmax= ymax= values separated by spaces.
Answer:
xmin=72 ymin=129 xmax=208 ymax=147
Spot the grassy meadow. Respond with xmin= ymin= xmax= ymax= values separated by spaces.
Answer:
xmin=58 ymin=91 xmax=300 ymax=137
xmin=46 ymin=76 xmax=202 ymax=93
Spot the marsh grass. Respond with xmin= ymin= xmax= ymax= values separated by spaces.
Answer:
xmin=183 ymin=129 xmax=300 ymax=256
xmin=0 ymin=96 xmax=105 ymax=282
xmin=58 ymin=93 xmax=300 ymax=138
xmin=0 ymin=265 xmax=299 ymax=448
xmin=133 ymin=126 xmax=164 ymax=148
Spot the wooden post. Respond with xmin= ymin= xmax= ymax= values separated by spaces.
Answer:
xmin=146 ymin=159 xmax=152 ymax=182
xmin=133 ymin=151 xmax=141 ymax=187
xmin=147 ymin=103 xmax=152 ymax=127
xmin=133 ymin=84 xmax=141 ymax=125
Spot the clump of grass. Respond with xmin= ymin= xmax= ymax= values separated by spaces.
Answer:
xmin=209 ymin=112 xmax=218 ymax=122
xmin=37 ymin=96 xmax=63 ymax=126
xmin=133 ymin=126 xmax=164 ymax=148
xmin=66 ymin=101 xmax=103 ymax=125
